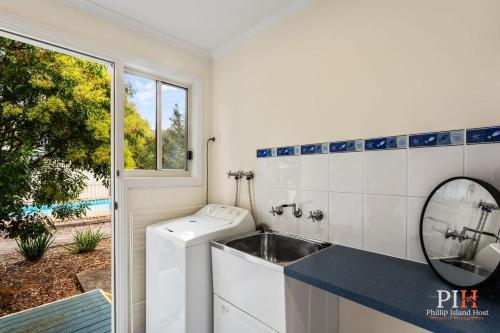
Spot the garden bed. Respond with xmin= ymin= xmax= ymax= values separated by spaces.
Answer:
xmin=0 ymin=238 xmax=111 ymax=317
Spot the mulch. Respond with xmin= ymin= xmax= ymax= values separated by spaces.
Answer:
xmin=0 ymin=238 xmax=111 ymax=317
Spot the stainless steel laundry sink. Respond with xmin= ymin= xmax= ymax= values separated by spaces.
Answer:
xmin=211 ymin=230 xmax=334 ymax=332
xmin=212 ymin=230 xmax=331 ymax=266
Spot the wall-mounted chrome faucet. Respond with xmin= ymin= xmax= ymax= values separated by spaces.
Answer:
xmin=242 ymin=171 xmax=254 ymax=180
xmin=445 ymin=200 xmax=500 ymax=261
xmin=307 ymin=210 xmax=323 ymax=222
xmin=269 ymin=203 xmax=302 ymax=218
xmin=280 ymin=203 xmax=302 ymax=218
xmin=227 ymin=170 xmax=243 ymax=179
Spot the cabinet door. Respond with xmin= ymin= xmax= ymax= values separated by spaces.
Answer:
xmin=214 ymin=296 xmax=277 ymax=333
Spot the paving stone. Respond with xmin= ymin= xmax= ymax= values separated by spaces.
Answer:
xmin=76 ymin=268 xmax=111 ymax=294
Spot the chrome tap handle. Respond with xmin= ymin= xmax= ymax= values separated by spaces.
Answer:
xmin=308 ymin=210 xmax=323 ymax=222
xmin=269 ymin=207 xmax=276 ymax=216
xmin=269 ymin=206 xmax=283 ymax=216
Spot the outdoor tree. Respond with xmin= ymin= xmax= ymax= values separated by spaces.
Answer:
xmin=0 ymin=36 xmax=154 ymax=240
xmin=124 ymin=83 xmax=155 ymax=169
xmin=162 ymin=104 xmax=186 ymax=169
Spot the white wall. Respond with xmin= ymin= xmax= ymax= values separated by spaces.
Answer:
xmin=210 ymin=0 xmax=500 ymax=331
xmin=211 ymin=0 xmax=500 ymax=207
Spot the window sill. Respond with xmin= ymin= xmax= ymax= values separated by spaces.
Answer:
xmin=122 ymin=170 xmax=202 ymax=189
xmin=124 ymin=169 xmax=191 ymax=178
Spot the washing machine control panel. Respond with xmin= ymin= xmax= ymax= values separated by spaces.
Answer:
xmin=200 ymin=204 xmax=245 ymax=222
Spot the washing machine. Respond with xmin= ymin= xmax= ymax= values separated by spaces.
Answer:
xmin=146 ymin=204 xmax=255 ymax=333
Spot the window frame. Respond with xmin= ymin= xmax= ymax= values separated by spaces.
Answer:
xmin=124 ymin=68 xmax=192 ymax=177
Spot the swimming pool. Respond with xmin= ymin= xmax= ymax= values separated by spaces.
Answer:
xmin=23 ymin=198 xmax=112 ymax=217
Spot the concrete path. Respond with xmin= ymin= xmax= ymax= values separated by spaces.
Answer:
xmin=0 ymin=221 xmax=111 ymax=256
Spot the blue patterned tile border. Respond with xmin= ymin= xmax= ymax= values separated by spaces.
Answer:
xmin=277 ymin=145 xmax=300 ymax=156
xmin=466 ymin=126 xmax=500 ymax=144
xmin=365 ymin=135 xmax=407 ymax=151
xmin=329 ymin=139 xmax=364 ymax=153
xmin=301 ymin=143 xmax=329 ymax=155
xmin=409 ymin=130 xmax=464 ymax=148
xmin=256 ymin=148 xmax=272 ymax=158
xmin=257 ymin=126 xmax=500 ymax=157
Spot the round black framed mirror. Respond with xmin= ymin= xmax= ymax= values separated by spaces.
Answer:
xmin=420 ymin=177 xmax=500 ymax=288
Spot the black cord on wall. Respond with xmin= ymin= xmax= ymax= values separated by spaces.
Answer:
xmin=206 ymin=137 xmax=216 ymax=204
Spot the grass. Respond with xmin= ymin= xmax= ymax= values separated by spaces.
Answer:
xmin=16 ymin=234 xmax=54 ymax=261
xmin=73 ymin=227 xmax=104 ymax=253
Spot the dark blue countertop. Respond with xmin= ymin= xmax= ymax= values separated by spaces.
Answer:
xmin=284 ymin=245 xmax=500 ymax=333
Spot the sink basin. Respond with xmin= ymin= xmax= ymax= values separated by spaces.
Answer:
xmin=212 ymin=231 xmax=331 ymax=266
xmin=440 ymin=258 xmax=492 ymax=277
xmin=211 ymin=230 xmax=334 ymax=332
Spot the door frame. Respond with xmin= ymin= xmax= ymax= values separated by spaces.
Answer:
xmin=0 ymin=13 xmax=128 ymax=332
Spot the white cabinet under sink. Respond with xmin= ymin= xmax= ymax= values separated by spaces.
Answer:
xmin=211 ymin=244 xmax=339 ymax=333
xmin=214 ymin=295 xmax=277 ymax=333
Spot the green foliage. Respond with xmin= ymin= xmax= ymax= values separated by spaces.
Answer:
xmin=5 ymin=212 xmax=55 ymax=242
xmin=162 ymin=104 xmax=186 ymax=169
xmin=0 ymin=36 xmax=156 ymax=238
xmin=124 ymin=82 xmax=156 ymax=169
xmin=52 ymin=202 xmax=90 ymax=221
xmin=16 ymin=233 xmax=54 ymax=261
xmin=0 ymin=36 xmax=111 ymax=233
xmin=73 ymin=227 xmax=104 ymax=253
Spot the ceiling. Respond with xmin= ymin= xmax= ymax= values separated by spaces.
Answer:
xmin=63 ymin=0 xmax=312 ymax=58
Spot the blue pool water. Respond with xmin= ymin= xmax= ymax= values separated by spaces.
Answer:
xmin=23 ymin=198 xmax=112 ymax=216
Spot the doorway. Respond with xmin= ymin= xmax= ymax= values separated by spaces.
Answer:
xmin=0 ymin=31 xmax=116 ymax=331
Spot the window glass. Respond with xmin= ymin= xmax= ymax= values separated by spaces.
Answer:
xmin=161 ymin=83 xmax=188 ymax=170
xmin=123 ymin=74 xmax=156 ymax=170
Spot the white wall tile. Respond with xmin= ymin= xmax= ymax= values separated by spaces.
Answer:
xmin=330 ymin=193 xmax=363 ymax=249
xmin=466 ymin=143 xmax=500 ymax=190
xmin=296 ymin=191 xmax=329 ymax=241
xmin=407 ymin=197 xmax=427 ymax=263
xmin=257 ymin=189 xmax=299 ymax=234
xmin=255 ymin=187 xmax=272 ymax=224
xmin=364 ymin=195 xmax=407 ymax=258
xmin=408 ymin=146 xmax=464 ymax=198
xmin=273 ymin=156 xmax=300 ymax=189
xmin=329 ymin=152 xmax=364 ymax=193
xmin=365 ymin=150 xmax=407 ymax=196
xmin=255 ymin=157 xmax=276 ymax=189
xmin=301 ymin=154 xmax=329 ymax=191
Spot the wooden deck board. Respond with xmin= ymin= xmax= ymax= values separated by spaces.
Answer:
xmin=0 ymin=290 xmax=111 ymax=333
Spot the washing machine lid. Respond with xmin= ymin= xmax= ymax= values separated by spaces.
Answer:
xmin=159 ymin=215 xmax=233 ymax=246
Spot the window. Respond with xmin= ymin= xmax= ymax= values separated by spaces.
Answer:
xmin=161 ymin=83 xmax=188 ymax=170
xmin=124 ymin=72 xmax=189 ymax=173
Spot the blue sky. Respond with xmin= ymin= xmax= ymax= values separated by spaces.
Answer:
xmin=124 ymin=74 xmax=187 ymax=130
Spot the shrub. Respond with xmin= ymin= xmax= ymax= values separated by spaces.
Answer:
xmin=74 ymin=227 xmax=103 ymax=253
xmin=16 ymin=233 xmax=54 ymax=261
xmin=6 ymin=212 xmax=55 ymax=241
